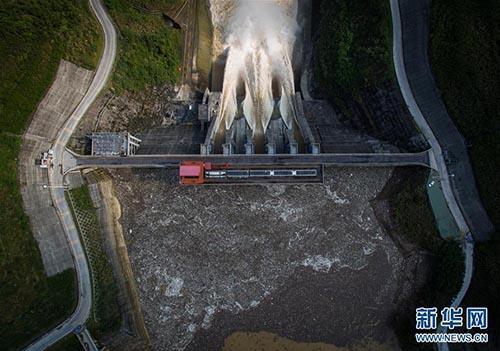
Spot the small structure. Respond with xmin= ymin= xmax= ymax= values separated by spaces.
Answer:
xmin=90 ymin=132 xmax=141 ymax=156
xmin=197 ymin=89 xmax=221 ymax=123
xmin=179 ymin=162 xmax=322 ymax=185
xmin=197 ymin=103 xmax=208 ymax=123
xmin=179 ymin=161 xmax=205 ymax=185
xmin=40 ymin=149 xmax=54 ymax=168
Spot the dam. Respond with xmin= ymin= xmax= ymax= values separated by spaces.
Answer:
xmin=201 ymin=0 xmax=315 ymax=155
xmin=65 ymin=0 xmax=431 ymax=182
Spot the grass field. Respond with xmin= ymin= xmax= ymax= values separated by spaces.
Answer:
xmin=430 ymin=0 xmax=500 ymax=346
xmin=103 ymin=0 xmax=182 ymax=93
xmin=313 ymin=0 xmax=393 ymax=108
xmin=68 ymin=185 xmax=121 ymax=338
xmin=0 ymin=1 xmax=101 ymax=349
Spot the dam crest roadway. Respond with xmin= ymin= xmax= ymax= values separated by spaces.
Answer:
xmin=62 ymin=148 xmax=434 ymax=174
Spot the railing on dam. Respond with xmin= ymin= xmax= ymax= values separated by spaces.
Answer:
xmin=64 ymin=149 xmax=432 ymax=174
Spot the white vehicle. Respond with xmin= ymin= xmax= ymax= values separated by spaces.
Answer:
xmin=40 ymin=149 xmax=54 ymax=168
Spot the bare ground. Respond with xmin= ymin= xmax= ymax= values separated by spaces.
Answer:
xmin=110 ymin=166 xmax=430 ymax=350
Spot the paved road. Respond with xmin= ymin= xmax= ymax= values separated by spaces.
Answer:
xmin=435 ymin=241 xmax=474 ymax=351
xmin=391 ymin=1 xmax=476 ymax=350
xmin=390 ymin=0 xmax=469 ymax=236
xmin=66 ymin=150 xmax=432 ymax=172
xmin=75 ymin=327 xmax=100 ymax=351
xmin=396 ymin=0 xmax=493 ymax=241
xmin=24 ymin=0 xmax=116 ymax=350
xmin=450 ymin=242 xmax=474 ymax=308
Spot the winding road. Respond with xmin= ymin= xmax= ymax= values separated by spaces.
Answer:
xmin=24 ymin=0 xmax=116 ymax=350
xmin=390 ymin=1 xmax=476 ymax=350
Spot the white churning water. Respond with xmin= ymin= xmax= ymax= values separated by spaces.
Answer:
xmin=210 ymin=0 xmax=299 ymax=137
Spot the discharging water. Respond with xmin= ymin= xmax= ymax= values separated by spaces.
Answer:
xmin=210 ymin=0 xmax=299 ymax=140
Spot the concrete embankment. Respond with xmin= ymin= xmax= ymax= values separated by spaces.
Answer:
xmin=18 ymin=60 xmax=93 ymax=276
xmin=85 ymin=171 xmax=150 ymax=350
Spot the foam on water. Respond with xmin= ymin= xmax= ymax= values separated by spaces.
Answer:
xmin=210 ymin=0 xmax=299 ymax=137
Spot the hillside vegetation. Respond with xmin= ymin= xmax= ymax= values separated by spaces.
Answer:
xmin=430 ymin=0 xmax=500 ymax=347
xmin=47 ymin=334 xmax=82 ymax=351
xmin=104 ymin=0 xmax=182 ymax=93
xmin=0 ymin=1 xmax=100 ymax=349
xmin=430 ymin=0 xmax=499 ymax=229
xmin=0 ymin=0 xmax=101 ymax=134
xmin=380 ymin=169 xmax=464 ymax=350
xmin=313 ymin=0 xmax=393 ymax=106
